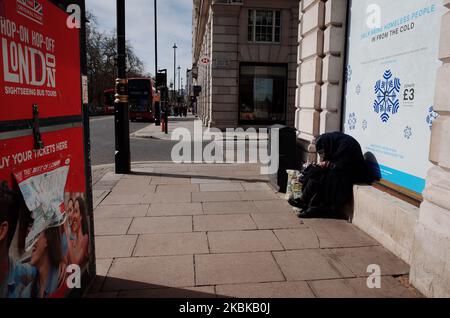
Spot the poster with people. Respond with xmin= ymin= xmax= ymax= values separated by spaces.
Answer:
xmin=1 ymin=0 xmax=93 ymax=298
xmin=0 ymin=128 xmax=92 ymax=298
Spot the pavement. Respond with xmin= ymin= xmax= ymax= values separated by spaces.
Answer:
xmin=86 ymin=162 xmax=422 ymax=298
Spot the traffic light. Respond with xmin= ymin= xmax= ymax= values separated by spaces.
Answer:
xmin=156 ymin=71 xmax=167 ymax=89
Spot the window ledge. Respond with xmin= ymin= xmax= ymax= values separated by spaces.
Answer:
xmin=212 ymin=0 xmax=244 ymax=5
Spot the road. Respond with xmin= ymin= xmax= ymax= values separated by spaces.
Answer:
xmin=89 ymin=116 xmax=177 ymax=166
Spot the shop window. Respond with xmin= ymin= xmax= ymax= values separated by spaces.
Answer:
xmin=248 ymin=10 xmax=281 ymax=43
xmin=239 ymin=64 xmax=287 ymax=124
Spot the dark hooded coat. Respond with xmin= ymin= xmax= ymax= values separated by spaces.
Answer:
xmin=301 ymin=132 xmax=371 ymax=211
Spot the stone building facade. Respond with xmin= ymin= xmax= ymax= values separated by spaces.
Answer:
xmin=192 ymin=0 xmax=299 ymax=129
xmin=294 ymin=0 xmax=450 ymax=297
xmin=192 ymin=0 xmax=450 ymax=298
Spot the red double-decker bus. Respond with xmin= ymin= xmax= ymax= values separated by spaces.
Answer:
xmin=103 ymin=88 xmax=116 ymax=115
xmin=128 ymin=78 xmax=157 ymax=122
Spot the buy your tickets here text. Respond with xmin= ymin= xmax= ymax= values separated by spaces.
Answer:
xmin=0 ymin=141 xmax=68 ymax=170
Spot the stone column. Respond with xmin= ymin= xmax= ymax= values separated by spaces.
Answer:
xmin=209 ymin=4 xmax=240 ymax=129
xmin=287 ymin=7 xmax=300 ymax=127
xmin=410 ymin=0 xmax=450 ymax=298
xmin=295 ymin=0 xmax=347 ymax=163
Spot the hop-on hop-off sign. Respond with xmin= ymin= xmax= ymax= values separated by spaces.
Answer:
xmin=0 ymin=0 xmax=95 ymax=298
xmin=0 ymin=0 xmax=81 ymax=120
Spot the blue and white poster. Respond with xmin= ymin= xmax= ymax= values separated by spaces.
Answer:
xmin=343 ymin=0 xmax=445 ymax=193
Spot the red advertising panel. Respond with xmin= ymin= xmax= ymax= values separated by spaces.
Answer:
xmin=0 ymin=0 xmax=81 ymax=121
xmin=0 ymin=0 xmax=93 ymax=299
xmin=0 ymin=127 xmax=91 ymax=298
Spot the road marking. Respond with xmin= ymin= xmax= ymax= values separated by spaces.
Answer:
xmin=89 ymin=116 xmax=113 ymax=122
xmin=130 ymin=124 xmax=155 ymax=138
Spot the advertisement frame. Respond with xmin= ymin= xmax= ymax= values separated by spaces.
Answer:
xmin=340 ymin=0 xmax=443 ymax=204
xmin=0 ymin=0 xmax=95 ymax=298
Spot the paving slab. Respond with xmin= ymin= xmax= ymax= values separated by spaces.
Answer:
xmin=150 ymin=176 xmax=191 ymax=185
xmin=304 ymin=219 xmax=380 ymax=248
xmin=329 ymin=246 xmax=410 ymax=277
xmin=128 ymin=216 xmax=193 ymax=234
xmin=94 ymin=218 xmax=133 ymax=236
xmin=100 ymin=194 xmax=147 ymax=206
xmin=147 ymin=203 xmax=203 ymax=216
xmin=145 ymin=192 xmax=192 ymax=204
xmin=202 ymin=201 xmax=257 ymax=215
xmin=93 ymin=190 xmax=109 ymax=209
xmin=95 ymin=258 xmax=114 ymax=277
xmin=238 ymin=191 xmax=280 ymax=201
xmin=114 ymin=177 xmax=152 ymax=188
xmin=195 ymin=252 xmax=285 ymax=286
xmin=208 ymin=230 xmax=284 ymax=253
xmin=122 ymin=172 xmax=154 ymax=179
xmin=94 ymin=204 xmax=149 ymax=218
xmin=111 ymin=184 xmax=156 ymax=195
xmin=156 ymin=184 xmax=199 ymax=193
xmin=216 ymin=281 xmax=315 ymax=298
xmin=194 ymin=214 xmax=257 ymax=232
xmin=199 ymin=183 xmax=245 ymax=192
xmin=130 ymin=167 xmax=155 ymax=174
xmin=191 ymin=178 xmax=232 ymax=184
xmin=95 ymin=235 xmax=138 ymax=259
xmin=241 ymin=182 xmax=273 ymax=191
xmin=309 ymin=277 xmax=421 ymax=298
xmin=133 ymin=232 xmax=209 ymax=256
xmin=103 ymin=255 xmax=195 ymax=291
xmin=118 ymin=286 xmax=216 ymax=298
xmin=100 ymin=172 xmax=123 ymax=182
xmin=155 ymin=166 xmax=190 ymax=173
xmin=274 ymin=228 xmax=320 ymax=250
xmin=251 ymin=213 xmax=305 ymax=230
xmin=192 ymin=191 xmax=241 ymax=203
xmin=253 ymin=200 xmax=294 ymax=213
xmin=273 ymin=249 xmax=355 ymax=281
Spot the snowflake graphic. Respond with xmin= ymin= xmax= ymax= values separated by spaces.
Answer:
xmin=356 ymin=84 xmax=361 ymax=95
xmin=404 ymin=126 xmax=412 ymax=140
xmin=348 ymin=113 xmax=357 ymax=130
xmin=362 ymin=120 xmax=368 ymax=131
xmin=345 ymin=65 xmax=352 ymax=83
xmin=426 ymin=106 xmax=439 ymax=130
xmin=373 ymin=70 xmax=401 ymax=123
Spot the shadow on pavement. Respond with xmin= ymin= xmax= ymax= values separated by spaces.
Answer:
xmin=87 ymin=276 xmax=226 ymax=298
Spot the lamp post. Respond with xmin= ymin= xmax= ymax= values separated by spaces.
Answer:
xmin=114 ymin=0 xmax=130 ymax=174
xmin=177 ymin=65 xmax=181 ymax=95
xmin=154 ymin=0 xmax=158 ymax=78
xmin=173 ymin=43 xmax=177 ymax=100
xmin=154 ymin=0 xmax=161 ymax=126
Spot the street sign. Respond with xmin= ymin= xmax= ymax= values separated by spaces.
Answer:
xmin=156 ymin=71 xmax=167 ymax=89
xmin=199 ymin=56 xmax=210 ymax=65
xmin=0 ymin=0 xmax=95 ymax=298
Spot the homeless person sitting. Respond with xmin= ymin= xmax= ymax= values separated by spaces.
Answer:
xmin=288 ymin=132 xmax=372 ymax=219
